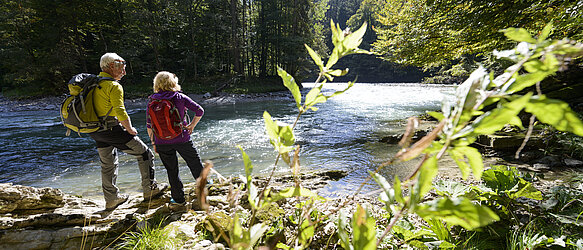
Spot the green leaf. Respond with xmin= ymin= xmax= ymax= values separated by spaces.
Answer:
xmin=371 ymin=172 xmax=395 ymax=204
xmin=472 ymin=93 xmax=532 ymax=135
xmin=238 ymin=146 xmax=254 ymax=185
xmin=452 ymin=146 xmax=484 ymax=180
xmin=327 ymin=68 xmax=349 ymax=77
xmin=263 ymin=111 xmax=280 ymax=145
xmin=277 ymin=67 xmax=302 ymax=110
xmin=507 ymin=71 xmax=551 ymax=93
xmin=278 ymin=125 xmax=295 ymax=147
xmin=337 ymin=210 xmax=352 ymax=250
xmin=508 ymin=179 xmax=543 ymax=200
xmin=502 ymin=28 xmax=537 ymax=43
xmin=394 ymin=176 xmax=405 ymax=204
xmin=448 ymin=148 xmax=470 ymax=180
xmin=249 ymin=223 xmax=269 ymax=248
xmin=525 ymin=95 xmax=583 ymax=136
xmin=433 ymin=180 xmax=471 ymax=199
xmin=344 ymin=22 xmax=367 ymax=51
xmin=352 ymin=204 xmax=377 ymax=250
xmin=305 ymin=85 xmax=327 ymax=110
xmin=299 ymin=219 xmax=315 ymax=243
xmin=415 ymin=197 xmax=500 ymax=230
xmin=305 ymin=44 xmax=323 ymax=70
xmin=412 ymin=156 xmax=438 ymax=205
xmin=427 ymin=111 xmax=445 ymax=121
xmin=538 ymin=23 xmax=553 ymax=42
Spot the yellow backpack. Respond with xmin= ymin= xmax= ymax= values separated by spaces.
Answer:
xmin=60 ymin=73 xmax=114 ymax=136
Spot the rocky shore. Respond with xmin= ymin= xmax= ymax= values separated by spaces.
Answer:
xmin=0 ymin=169 xmax=368 ymax=249
xmin=0 ymin=91 xmax=295 ymax=113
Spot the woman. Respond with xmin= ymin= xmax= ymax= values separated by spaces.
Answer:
xmin=146 ymin=71 xmax=204 ymax=210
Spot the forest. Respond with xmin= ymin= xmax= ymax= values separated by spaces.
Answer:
xmin=2 ymin=0 xmax=579 ymax=97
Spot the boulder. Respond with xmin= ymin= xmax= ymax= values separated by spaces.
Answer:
xmin=0 ymin=183 xmax=64 ymax=214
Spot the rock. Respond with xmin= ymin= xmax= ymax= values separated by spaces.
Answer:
xmin=203 ymin=92 xmax=212 ymax=98
xmin=532 ymin=163 xmax=551 ymax=172
xmin=563 ymin=158 xmax=583 ymax=168
xmin=0 ymin=183 xmax=65 ymax=214
xmin=536 ymin=155 xmax=563 ymax=168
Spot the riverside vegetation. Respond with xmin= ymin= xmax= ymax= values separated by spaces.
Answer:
xmin=111 ymin=21 xmax=583 ymax=249
xmin=1 ymin=22 xmax=582 ymax=249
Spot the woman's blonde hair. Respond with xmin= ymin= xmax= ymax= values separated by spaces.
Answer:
xmin=153 ymin=71 xmax=181 ymax=93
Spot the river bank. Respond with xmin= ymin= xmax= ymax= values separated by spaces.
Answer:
xmin=0 ymin=91 xmax=294 ymax=113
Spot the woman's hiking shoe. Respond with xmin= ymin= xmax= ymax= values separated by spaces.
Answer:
xmin=169 ymin=198 xmax=187 ymax=212
xmin=143 ymin=182 xmax=169 ymax=201
xmin=105 ymin=194 xmax=129 ymax=210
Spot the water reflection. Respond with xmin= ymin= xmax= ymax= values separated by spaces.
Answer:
xmin=0 ymin=83 xmax=454 ymax=198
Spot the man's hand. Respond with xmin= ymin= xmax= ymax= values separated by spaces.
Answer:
xmin=128 ymin=127 xmax=138 ymax=135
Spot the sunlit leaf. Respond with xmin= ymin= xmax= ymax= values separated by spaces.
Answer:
xmin=263 ymin=111 xmax=279 ymax=145
xmin=328 ymin=68 xmax=349 ymax=77
xmin=507 ymin=71 xmax=549 ymax=93
xmin=452 ymin=146 xmax=484 ymax=180
xmin=411 ymin=155 xmax=438 ymax=205
xmin=352 ymin=204 xmax=377 ymax=250
xmin=525 ymin=95 xmax=583 ymax=136
xmin=305 ymin=44 xmax=323 ymax=70
xmin=427 ymin=111 xmax=445 ymax=121
xmin=305 ymin=85 xmax=326 ymax=109
xmin=372 ymin=172 xmax=395 ymax=204
xmin=538 ymin=23 xmax=553 ymax=43
xmin=472 ymin=93 xmax=532 ymax=135
xmin=448 ymin=148 xmax=470 ymax=180
xmin=508 ymin=179 xmax=543 ymax=200
xmin=249 ymin=223 xmax=269 ymax=248
xmin=394 ymin=176 xmax=405 ymax=204
xmin=415 ymin=197 xmax=500 ymax=230
xmin=344 ymin=22 xmax=367 ymax=51
xmin=502 ymin=28 xmax=537 ymax=44
xmin=278 ymin=125 xmax=295 ymax=147
xmin=433 ymin=180 xmax=471 ymax=199
xmin=238 ymin=146 xmax=254 ymax=185
xmin=277 ymin=67 xmax=301 ymax=110
xmin=337 ymin=210 xmax=351 ymax=250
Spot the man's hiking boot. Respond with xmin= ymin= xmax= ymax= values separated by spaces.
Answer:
xmin=105 ymin=194 xmax=129 ymax=210
xmin=143 ymin=182 xmax=169 ymax=201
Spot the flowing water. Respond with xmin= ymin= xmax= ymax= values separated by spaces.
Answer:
xmin=0 ymin=83 xmax=455 ymax=199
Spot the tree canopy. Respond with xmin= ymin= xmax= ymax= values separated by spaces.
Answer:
xmin=371 ymin=0 xmax=583 ymax=68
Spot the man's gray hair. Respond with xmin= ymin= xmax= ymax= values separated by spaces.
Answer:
xmin=100 ymin=53 xmax=124 ymax=70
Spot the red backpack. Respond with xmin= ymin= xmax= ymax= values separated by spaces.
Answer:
xmin=147 ymin=98 xmax=184 ymax=140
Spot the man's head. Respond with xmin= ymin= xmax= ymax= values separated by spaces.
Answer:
xmin=100 ymin=53 xmax=126 ymax=81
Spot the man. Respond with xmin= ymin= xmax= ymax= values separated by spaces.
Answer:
xmin=90 ymin=53 xmax=168 ymax=210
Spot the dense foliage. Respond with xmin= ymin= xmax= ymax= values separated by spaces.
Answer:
xmin=372 ymin=0 xmax=583 ymax=67
xmin=0 ymin=0 xmax=332 ymax=96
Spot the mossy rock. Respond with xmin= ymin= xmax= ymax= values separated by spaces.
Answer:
xmin=195 ymin=211 xmax=232 ymax=243
xmin=255 ymin=202 xmax=285 ymax=224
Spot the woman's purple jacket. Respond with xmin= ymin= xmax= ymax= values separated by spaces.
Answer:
xmin=146 ymin=91 xmax=204 ymax=145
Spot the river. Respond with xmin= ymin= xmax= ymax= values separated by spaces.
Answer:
xmin=0 ymin=83 xmax=455 ymax=199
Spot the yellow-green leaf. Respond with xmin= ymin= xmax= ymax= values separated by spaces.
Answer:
xmin=525 ymin=95 xmax=583 ymax=136
xmin=277 ymin=67 xmax=301 ymax=110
